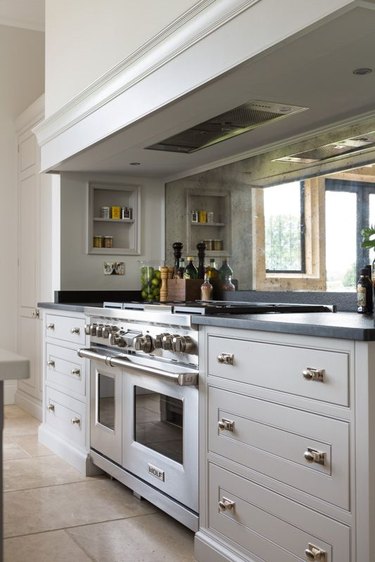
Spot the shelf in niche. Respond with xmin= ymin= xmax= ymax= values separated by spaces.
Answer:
xmin=94 ymin=218 xmax=135 ymax=223
xmin=191 ymin=222 xmax=225 ymax=227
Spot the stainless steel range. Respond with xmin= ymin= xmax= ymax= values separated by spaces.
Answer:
xmin=79 ymin=303 xmax=200 ymax=531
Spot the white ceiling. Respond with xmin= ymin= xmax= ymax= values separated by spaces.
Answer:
xmin=0 ymin=0 xmax=44 ymax=32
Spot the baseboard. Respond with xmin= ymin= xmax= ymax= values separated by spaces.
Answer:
xmin=38 ymin=423 xmax=90 ymax=474
xmin=14 ymin=389 xmax=42 ymax=421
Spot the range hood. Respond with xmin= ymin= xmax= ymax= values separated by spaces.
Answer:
xmin=33 ymin=1 xmax=375 ymax=179
xmin=274 ymin=131 xmax=375 ymax=164
xmin=146 ymin=100 xmax=307 ymax=154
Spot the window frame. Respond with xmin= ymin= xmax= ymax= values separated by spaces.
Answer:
xmin=264 ymin=181 xmax=306 ymax=274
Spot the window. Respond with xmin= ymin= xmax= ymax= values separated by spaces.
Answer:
xmin=325 ymin=179 xmax=375 ymax=290
xmin=264 ymin=182 xmax=305 ymax=273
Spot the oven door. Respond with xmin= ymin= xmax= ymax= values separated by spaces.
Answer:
xmin=122 ymin=366 xmax=198 ymax=513
xmin=90 ymin=360 xmax=122 ymax=464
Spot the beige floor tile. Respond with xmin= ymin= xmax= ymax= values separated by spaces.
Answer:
xmin=4 ymin=529 xmax=92 ymax=562
xmin=4 ymin=405 xmax=32 ymax=420
xmin=3 ymin=441 xmax=32 ymax=460
xmin=66 ymin=512 xmax=196 ymax=562
xmin=4 ymin=477 xmax=157 ymax=537
xmin=4 ymin=454 xmax=86 ymax=491
xmin=3 ymin=413 xmax=40 ymax=436
xmin=4 ymin=433 xmax=54 ymax=458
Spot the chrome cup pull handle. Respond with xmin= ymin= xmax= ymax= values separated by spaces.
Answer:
xmin=47 ymin=323 xmax=55 ymax=330
xmin=47 ymin=360 xmax=55 ymax=368
xmin=304 ymin=543 xmax=326 ymax=561
xmin=218 ymin=418 xmax=235 ymax=432
xmin=71 ymin=368 xmax=81 ymax=376
xmin=71 ymin=417 xmax=81 ymax=425
xmin=217 ymin=353 xmax=234 ymax=365
xmin=71 ymin=327 xmax=81 ymax=335
xmin=47 ymin=403 xmax=55 ymax=412
xmin=302 ymin=367 xmax=325 ymax=382
xmin=304 ymin=447 xmax=326 ymax=465
xmin=218 ymin=497 xmax=235 ymax=512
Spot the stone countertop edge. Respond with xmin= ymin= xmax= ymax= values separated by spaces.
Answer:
xmin=38 ymin=303 xmax=375 ymax=341
xmin=0 ymin=349 xmax=29 ymax=381
xmin=192 ymin=311 xmax=375 ymax=341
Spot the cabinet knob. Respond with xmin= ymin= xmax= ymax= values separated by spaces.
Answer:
xmin=47 ymin=403 xmax=55 ymax=412
xmin=302 ymin=367 xmax=325 ymax=382
xmin=218 ymin=418 xmax=235 ymax=432
xmin=304 ymin=543 xmax=326 ymax=560
xmin=304 ymin=447 xmax=326 ymax=465
xmin=217 ymin=353 xmax=234 ymax=365
xmin=71 ymin=327 xmax=81 ymax=335
xmin=71 ymin=417 xmax=81 ymax=425
xmin=47 ymin=360 xmax=55 ymax=369
xmin=71 ymin=368 xmax=81 ymax=376
xmin=47 ymin=323 xmax=55 ymax=330
xmin=218 ymin=497 xmax=235 ymax=512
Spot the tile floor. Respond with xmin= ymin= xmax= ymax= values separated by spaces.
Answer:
xmin=3 ymin=405 xmax=197 ymax=562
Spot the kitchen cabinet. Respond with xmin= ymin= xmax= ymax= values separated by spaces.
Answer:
xmin=186 ymin=190 xmax=231 ymax=258
xmin=15 ymin=96 xmax=55 ymax=420
xmin=38 ymin=308 xmax=90 ymax=473
xmin=195 ymin=326 xmax=373 ymax=562
xmin=87 ymin=182 xmax=140 ymax=255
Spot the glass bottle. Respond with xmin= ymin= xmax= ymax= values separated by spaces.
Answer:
xmin=184 ymin=257 xmax=198 ymax=279
xmin=200 ymin=273 xmax=213 ymax=301
xmin=177 ymin=258 xmax=186 ymax=279
xmin=206 ymin=258 xmax=220 ymax=299
xmin=221 ymin=275 xmax=235 ymax=292
xmin=218 ymin=258 xmax=233 ymax=282
xmin=357 ymin=268 xmax=373 ymax=314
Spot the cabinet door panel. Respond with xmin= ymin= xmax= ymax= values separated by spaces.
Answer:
xmin=209 ymin=387 xmax=350 ymax=510
xmin=208 ymin=335 xmax=349 ymax=406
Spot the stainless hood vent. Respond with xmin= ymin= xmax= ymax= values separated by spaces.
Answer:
xmin=146 ymin=100 xmax=308 ymax=154
xmin=274 ymin=131 xmax=375 ymax=164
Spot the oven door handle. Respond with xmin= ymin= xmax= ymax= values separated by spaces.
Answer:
xmin=78 ymin=348 xmax=198 ymax=386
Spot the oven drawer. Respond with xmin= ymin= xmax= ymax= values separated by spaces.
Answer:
xmin=46 ymin=343 xmax=86 ymax=399
xmin=45 ymin=387 xmax=86 ymax=448
xmin=208 ymin=335 xmax=349 ymax=406
xmin=45 ymin=313 xmax=86 ymax=345
xmin=209 ymin=387 xmax=349 ymax=510
xmin=208 ymin=463 xmax=350 ymax=562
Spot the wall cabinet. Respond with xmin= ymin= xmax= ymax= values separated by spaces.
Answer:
xmin=87 ymin=182 xmax=141 ymax=255
xmin=186 ymin=190 xmax=231 ymax=258
xmin=195 ymin=326 xmax=374 ymax=562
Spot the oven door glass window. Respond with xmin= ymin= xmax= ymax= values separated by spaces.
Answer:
xmin=134 ymin=386 xmax=183 ymax=464
xmin=98 ymin=372 xmax=115 ymax=430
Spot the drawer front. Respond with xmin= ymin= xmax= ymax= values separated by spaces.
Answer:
xmin=208 ymin=335 xmax=349 ymax=406
xmin=209 ymin=463 xmax=350 ymax=562
xmin=45 ymin=313 xmax=86 ymax=345
xmin=46 ymin=343 xmax=86 ymax=398
xmin=45 ymin=387 xmax=86 ymax=448
xmin=209 ymin=387 xmax=349 ymax=510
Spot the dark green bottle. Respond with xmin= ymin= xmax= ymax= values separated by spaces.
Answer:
xmin=184 ymin=257 xmax=198 ymax=279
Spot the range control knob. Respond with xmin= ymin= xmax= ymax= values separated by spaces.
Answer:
xmin=172 ymin=335 xmax=196 ymax=354
xmin=90 ymin=323 xmax=98 ymax=336
xmin=134 ymin=335 xmax=154 ymax=353
xmin=102 ymin=325 xmax=111 ymax=338
xmin=161 ymin=334 xmax=175 ymax=351
xmin=85 ymin=323 xmax=91 ymax=335
xmin=154 ymin=333 xmax=170 ymax=349
xmin=109 ymin=331 xmax=125 ymax=347
xmin=97 ymin=324 xmax=104 ymax=337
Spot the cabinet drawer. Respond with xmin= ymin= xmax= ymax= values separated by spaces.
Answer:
xmin=208 ymin=335 xmax=349 ymax=406
xmin=209 ymin=387 xmax=350 ymax=510
xmin=45 ymin=387 xmax=86 ymax=448
xmin=45 ymin=313 xmax=86 ymax=345
xmin=208 ymin=463 xmax=350 ymax=562
xmin=46 ymin=343 xmax=86 ymax=398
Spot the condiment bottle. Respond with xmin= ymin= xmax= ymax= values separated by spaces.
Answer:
xmin=357 ymin=268 xmax=373 ymax=314
xmin=206 ymin=258 xmax=220 ymax=299
xmin=177 ymin=258 xmax=186 ymax=279
xmin=218 ymin=258 xmax=234 ymax=282
xmin=200 ymin=273 xmax=213 ymax=301
xmin=184 ymin=257 xmax=198 ymax=279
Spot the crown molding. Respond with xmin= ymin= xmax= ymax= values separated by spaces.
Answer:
xmin=33 ymin=0 xmax=260 ymax=146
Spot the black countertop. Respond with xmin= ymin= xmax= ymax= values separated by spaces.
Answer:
xmin=38 ymin=301 xmax=375 ymax=341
